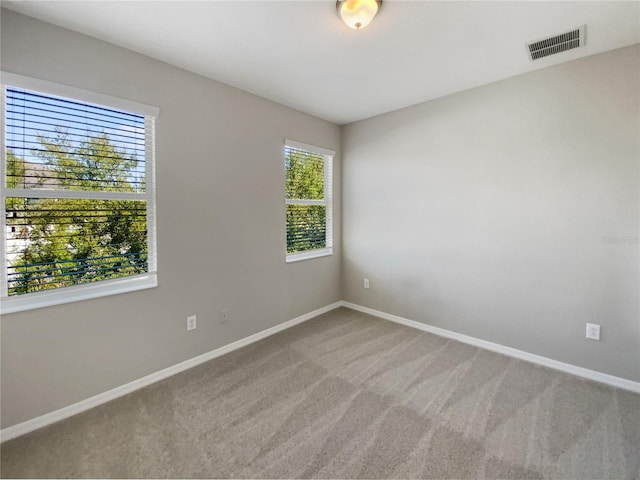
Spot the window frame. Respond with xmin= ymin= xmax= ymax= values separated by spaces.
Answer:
xmin=284 ymin=139 xmax=334 ymax=263
xmin=0 ymin=72 xmax=159 ymax=314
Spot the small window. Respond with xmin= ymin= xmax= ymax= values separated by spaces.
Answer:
xmin=1 ymin=73 xmax=158 ymax=313
xmin=284 ymin=139 xmax=334 ymax=262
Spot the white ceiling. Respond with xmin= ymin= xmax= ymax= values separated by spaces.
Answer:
xmin=3 ymin=1 xmax=639 ymax=125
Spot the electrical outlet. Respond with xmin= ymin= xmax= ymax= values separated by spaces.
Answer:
xmin=187 ymin=315 xmax=197 ymax=331
xmin=220 ymin=309 xmax=230 ymax=324
xmin=586 ymin=323 xmax=600 ymax=341
xmin=364 ymin=278 xmax=370 ymax=289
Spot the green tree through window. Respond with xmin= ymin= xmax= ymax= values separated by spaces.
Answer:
xmin=284 ymin=141 xmax=333 ymax=258
xmin=3 ymin=85 xmax=154 ymax=298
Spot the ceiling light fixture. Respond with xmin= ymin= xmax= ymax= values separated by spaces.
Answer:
xmin=336 ymin=0 xmax=382 ymax=30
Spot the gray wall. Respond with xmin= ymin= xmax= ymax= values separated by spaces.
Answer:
xmin=0 ymin=10 xmax=341 ymax=428
xmin=342 ymin=45 xmax=640 ymax=382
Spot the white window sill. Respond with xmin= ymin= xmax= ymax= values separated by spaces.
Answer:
xmin=286 ymin=248 xmax=333 ymax=263
xmin=0 ymin=273 xmax=157 ymax=314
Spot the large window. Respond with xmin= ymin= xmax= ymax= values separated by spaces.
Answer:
xmin=285 ymin=139 xmax=334 ymax=262
xmin=1 ymin=73 xmax=158 ymax=313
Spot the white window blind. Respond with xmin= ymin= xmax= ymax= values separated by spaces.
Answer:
xmin=1 ymin=73 xmax=158 ymax=313
xmin=284 ymin=139 xmax=334 ymax=262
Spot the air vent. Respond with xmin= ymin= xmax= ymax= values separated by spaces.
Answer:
xmin=527 ymin=25 xmax=585 ymax=61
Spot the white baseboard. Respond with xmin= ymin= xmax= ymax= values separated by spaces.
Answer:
xmin=3 ymin=300 xmax=638 ymax=442
xmin=342 ymin=301 xmax=640 ymax=394
xmin=0 ymin=301 xmax=343 ymax=443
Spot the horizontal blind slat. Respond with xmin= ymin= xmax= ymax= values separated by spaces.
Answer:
xmin=7 ymin=89 xmax=144 ymax=121
xmin=6 ymin=126 xmax=147 ymax=148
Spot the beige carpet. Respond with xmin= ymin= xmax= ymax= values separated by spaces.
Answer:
xmin=1 ymin=307 xmax=639 ymax=479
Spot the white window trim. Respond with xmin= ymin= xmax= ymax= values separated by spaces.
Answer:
xmin=0 ymin=72 xmax=159 ymax=314
xmin=286 ymin=248 xmax=333 ymax=263
xmin=284 ymin=139 xmax=334 ymax=263
xmin=0 ymin=274 xmax=157 ymax=314
xmin=0 ymin=72 xmax=160 ymax=117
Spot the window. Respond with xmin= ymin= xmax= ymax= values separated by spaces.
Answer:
xmin=1 ymin=73 xmax=158 ymax=314
xmin=284 ymin=139 xmax=334 ymax=262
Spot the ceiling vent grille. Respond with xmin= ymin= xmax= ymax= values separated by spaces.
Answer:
xmin=527 ymin=25 xmax=585 ymax=61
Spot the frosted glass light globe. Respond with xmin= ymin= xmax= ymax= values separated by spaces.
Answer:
xmin=337 ymin=0 xmax=380 ymax=30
